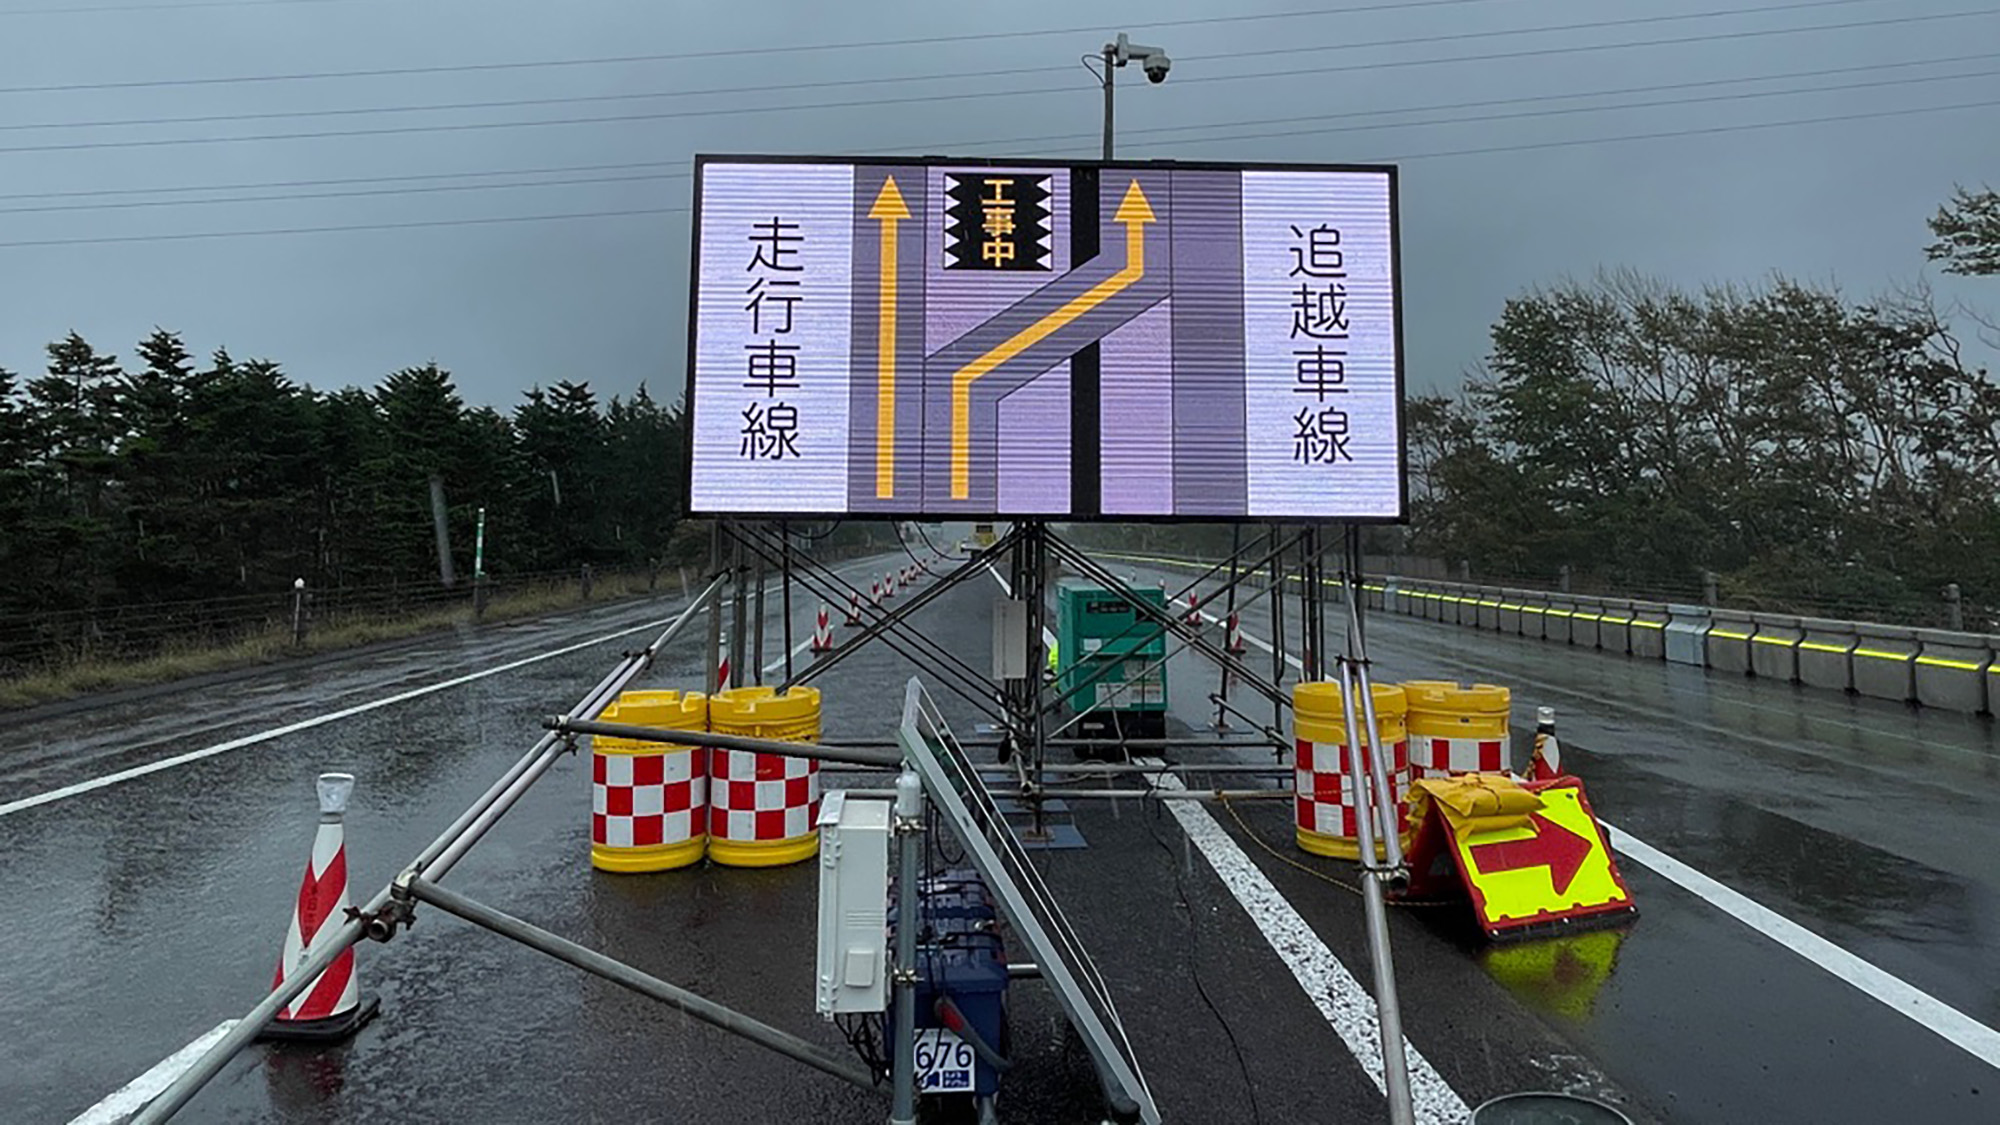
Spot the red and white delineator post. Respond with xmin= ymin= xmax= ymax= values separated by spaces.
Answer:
xmin=263 ymin=772 xmax=380 ymax=1042
xmin=844 ymin=591 xmax=864 ymax=627
xmin=716 ymin=652 xmax=732 ymax=691
xmin=1527 ymin=706 xmax=1563 ymax=781
xmin=811 ymin=605 xmax=834 ymax=653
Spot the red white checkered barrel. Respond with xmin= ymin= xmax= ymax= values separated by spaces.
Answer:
xmin=706 ymin=685 xmax=822 ymax=867
xmin=1291 ymin=681 xmax=1411 ymax=861
xmin=1400 ymin=681 xmax=1511 ymax=781
xmin=590 ymin=690 xmax=708 ymax=873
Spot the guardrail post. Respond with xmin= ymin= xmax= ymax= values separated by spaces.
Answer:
xmin=1703 ymin=570 xmax=1720 ymax=608
xmin=1944 ymin=583 xmax=1963 ymax=632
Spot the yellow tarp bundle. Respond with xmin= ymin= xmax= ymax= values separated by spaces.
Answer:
xmin=1409 ymin=773 xmax=1544 ymax=833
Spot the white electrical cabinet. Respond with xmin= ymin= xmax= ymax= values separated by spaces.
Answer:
xmin=814 ymin=791 xmax=892 ymax=1017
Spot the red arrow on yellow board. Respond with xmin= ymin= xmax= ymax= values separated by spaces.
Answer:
xmin=1469 ymin=812 xmax=1592 ymax=896
xmin=950 ymin=179 xmax=1155 ymax=500
xmin=870 ymin=177 xmax=911 ymax=499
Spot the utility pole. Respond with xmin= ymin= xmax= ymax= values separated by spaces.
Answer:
xmin=1094 ymin=32 xmax=1172 ymax=160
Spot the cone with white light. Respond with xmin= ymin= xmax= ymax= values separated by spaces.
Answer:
xmin=262 ymin=772 xmax=380 ymax=1042
xmin=1527 ymin=706 xmax=1563 ymax=781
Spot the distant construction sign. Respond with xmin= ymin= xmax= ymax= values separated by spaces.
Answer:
xmin=685 ymin=155 xmax=1405 ymax=521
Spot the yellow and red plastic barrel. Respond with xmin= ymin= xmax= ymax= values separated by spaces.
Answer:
xmin=590 ymin=690 xmax=709 ymax=873
xmin=1293 ymin=681 xmax=1410 ymax=860
xmin=1402 ymin=681 xmax=1511 ymax=781
xmin=707 ymin=685 xmax=822 ymax=867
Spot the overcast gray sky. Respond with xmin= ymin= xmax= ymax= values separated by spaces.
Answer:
xmin=0 ymin=0 xmax=1993 ymax=408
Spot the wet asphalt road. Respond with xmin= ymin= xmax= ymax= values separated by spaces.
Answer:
xmin=2 ymin=547 xmax=1995 ymax=1123
xmin=1117 ymin=554 xmax=2000 ymax=1124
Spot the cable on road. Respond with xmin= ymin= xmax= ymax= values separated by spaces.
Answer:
xmin=1217 ymin=796 xmax=1455 ymax=910
xmin=1139 ymin=779 xmax=1267 ymax=1125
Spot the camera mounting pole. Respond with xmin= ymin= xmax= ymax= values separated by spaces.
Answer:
xmin=1097 ymin=31 xmax=1172 ymax=160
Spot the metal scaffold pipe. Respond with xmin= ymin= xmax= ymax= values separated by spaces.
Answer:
xmin=548 ymin=716 xmax=904 ymax=770
xmin=406 ymin=878 xmax=879 ymax=1093
xmin=131 ymin=576 xmax=726 ymax=1124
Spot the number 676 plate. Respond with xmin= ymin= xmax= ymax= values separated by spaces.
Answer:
xmin=913 ymin=1027 xmax=977 ymax=1093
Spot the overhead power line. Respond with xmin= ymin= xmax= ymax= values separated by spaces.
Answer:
xmin=0 ymin=0 xmax=1899 ymax=130
xmin=0 ymin=0 xmax=1883 ymax=95
xmin=0 ymin=5 xmax=1987 ymax=157
xmin=1 ymin=55 xmax=1992 ymax=216
xmin=952 ymin=53 xmax=2000 ymax=151
xmin=0 ymin=0 xmax=362 ymax=16
xmin=1 ymin=96 xmax=1990 ymax=249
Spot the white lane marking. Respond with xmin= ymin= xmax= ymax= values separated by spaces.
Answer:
xmin=1605 ymin=823 xmax=2000 ymax=1070
xmin=4 ymin=557 xmax=899 ymax=819
xmin=1141 ymin=760 xmax=1470 ymax=1121
xmin=0 ymin=612 xmax=679 ymax=819
xmin=68 ymin=1020 xmax=239 ymax=1125
xmin=1194 ymin=585 xmax=2000 ymax=1073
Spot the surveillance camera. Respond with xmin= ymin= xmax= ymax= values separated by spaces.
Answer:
xmin=1144 ymin=54 xmax=1171 ymax=83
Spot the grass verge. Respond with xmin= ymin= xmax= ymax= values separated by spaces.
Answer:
xmin=0 ymin=572 xmax=664 ymax=712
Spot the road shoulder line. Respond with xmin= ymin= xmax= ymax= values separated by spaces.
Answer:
xmin=67 ymin=1020 xmax=238 ymax=1125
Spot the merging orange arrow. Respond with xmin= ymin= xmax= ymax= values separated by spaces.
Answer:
xmin=870 ymin=177 xmax=911 ymax=499
xmin=950 ymin=180 xmax=1156 ymax=500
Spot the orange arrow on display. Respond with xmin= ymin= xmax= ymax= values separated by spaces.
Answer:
xmin=870 ymin=177 xmax=911 ymax=499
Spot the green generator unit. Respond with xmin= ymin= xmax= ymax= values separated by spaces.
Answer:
xmin=1054 ymin=578 xmax=1170 ymax=742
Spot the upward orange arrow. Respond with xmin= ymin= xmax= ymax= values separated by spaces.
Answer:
xmin=870 ymin=177 xmax=911 ymax=499
xmin=950 ymin=179 xmax=1155 ymax=500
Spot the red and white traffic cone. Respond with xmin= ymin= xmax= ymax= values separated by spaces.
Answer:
xmin=1528 ymin=706 xmax=1564 ymax=781
xmin=1226 ymin=612 xmax=1246 ymax=655
xmin=262 ymin=772 xmax=379 ymax=1042
xmin=1183 ymin=592 xmax=1202 ymax=627
xmin=870 ymin=579 xmax=882 ymax=606
xmin=811 ymin=606 xmax=833 ymax=653
xmin=884 ymin=571 xmax=897 ymax=598
xmin=845 ymin=591 xmax=863 ymax=627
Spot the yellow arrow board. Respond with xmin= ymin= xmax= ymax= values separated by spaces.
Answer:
xmin=951 ymin=179 xmax=1156 ymax=500
xmin=870 ymin=177 xmax=911 ymax=499
xmin=1449 ymin=781 xmax=1635 ymax=936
